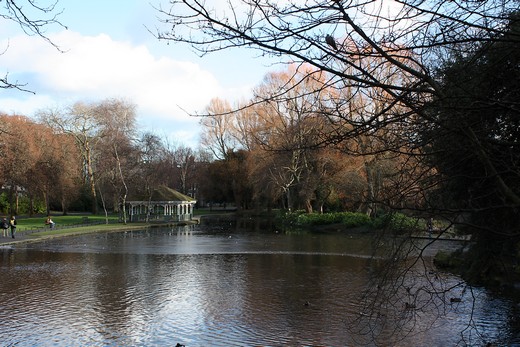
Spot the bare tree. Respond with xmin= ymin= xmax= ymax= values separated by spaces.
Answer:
xmin=154 ymin=0 xmax=519 ymax=195
xmin=1 ymin=0 xmax=66 ymax=90
xmin=135 ymin=132 xmax=166 ymax=222
xmin=39 ymin=99 xmax=137 ymax=216
xmin=200 ymin=98 xmax=238 ymax=160
xmin=172 ymin=145 xmax=196 ymax=195
xmin=153 ymin=1 xmax=520 ymax=344
xmin=39 ymin=103 xmax=102 ymax=214
xmin=95 ymin=99 xmax=137 ymax=223
xmin=154 ymin=0 xmax=520 ymax=231
xmin=154 ymin=1 xmax=516 ymax=101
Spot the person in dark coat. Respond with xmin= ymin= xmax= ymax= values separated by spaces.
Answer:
xmin=1 ymin=218 xmax=8 ymax=237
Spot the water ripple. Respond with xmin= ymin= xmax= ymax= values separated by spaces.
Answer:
xmin=0 ymin=228 xmax=518 ymax=346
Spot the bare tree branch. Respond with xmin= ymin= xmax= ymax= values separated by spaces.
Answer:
xmin=1 ymin=0 xmax=66 ymax=90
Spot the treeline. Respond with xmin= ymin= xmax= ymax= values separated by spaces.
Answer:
xmin=198 ymin=65 xmax=429 ymax=216
xmin=0 ymin=88 xmax=406 ymax=218
xmin=0 ymin=70 xmax=425 ymax=218
xmin=0 ymin=101 xmax=208 ymax=216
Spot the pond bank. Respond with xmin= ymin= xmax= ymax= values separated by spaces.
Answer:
xmin=0 ymin=219 xmax=200 ymax=247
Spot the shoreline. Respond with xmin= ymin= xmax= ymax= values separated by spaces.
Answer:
xmin=0 ymin=220 xmax=200 ymax=247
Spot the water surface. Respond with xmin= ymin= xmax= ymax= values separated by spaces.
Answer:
xmin=0 ymin=224 xmax=518 ymax=346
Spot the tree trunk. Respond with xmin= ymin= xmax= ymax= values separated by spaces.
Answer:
xmin=114 ymin=147 xmax=128 ymax=224
xmin=86 ymin=147 xmax=98 ymax=214
xmin=43 ymin=190 xmax=50 ymax=216
xmin=305 ymin=199 xmax=313 ymax=214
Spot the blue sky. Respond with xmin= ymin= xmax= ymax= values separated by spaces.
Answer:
xmin=0 ymin=0 xmax=275 ymax=147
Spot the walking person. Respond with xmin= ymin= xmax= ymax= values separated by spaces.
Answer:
xmin=9 ymin=215 xmax=17 ymax=239
xmin=1 ymin=218 xmax=8 ymax=237
xmin=427 ymin=218 xmax=433 ymax=238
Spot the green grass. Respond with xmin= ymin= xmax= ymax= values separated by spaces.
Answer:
xmin=0 ymin=213 xmax=202 ymax=242
xmin=4 ymin=214 xmax=120 ymax=232
xmin=8 ymin=210 xmax=223 ymax=234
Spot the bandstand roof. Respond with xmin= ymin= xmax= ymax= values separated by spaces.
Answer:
xmin=127 ymin=185 xmax=196 ymax=203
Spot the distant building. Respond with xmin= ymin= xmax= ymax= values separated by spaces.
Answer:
xmin=126 ymin=185 xmax=196 ymax=222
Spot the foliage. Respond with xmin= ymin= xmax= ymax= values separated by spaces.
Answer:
xmin=422 ymin=13 xmax=520 ymax=288
xmin=276 ymin=210 xmax=423 ymax=234
xmin=371 ymin=213 xmax=422 ymax=233
xmin=296 ymin=211 xmax=371 ymax=227
xmin=0 ymin=114 xmax=82 ymax=215
xmin=0 ymin=193 xmax=10 ymax=213
xmin=66 ymin=185 xmax=94 ymax=212
xmin=277 ymin=210 xmax=371 ymax=229
xmin=153 ymin=0 xmax=520 ymax=229
xmin=275 ymin=209 xmax=306 ymax=227
xmin=0 ymin=192 xmax=45 ymax=215
xmin=198 ymin=149 xmax=253 ymax=210
xmin=424 ymin=14 xmax=520 ymax=223
xmin=38 ymin=99 xmax=138 ymax=215
xmin=17 ymin=195 xmax=46 ymax=215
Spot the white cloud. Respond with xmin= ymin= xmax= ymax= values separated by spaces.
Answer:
xmin=0 ymin=30 xmax=229 ymax=144
xmin=0 ymin=94 xmax=57 ymax=116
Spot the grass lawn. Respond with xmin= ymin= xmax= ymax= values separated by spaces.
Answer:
xmin=6 ymin=214 xmax=120 ymax=232
xmin=0 ymin=210 xmax=230 ymax=243
xmin=1 ymin=209 xmax=233 ymax=238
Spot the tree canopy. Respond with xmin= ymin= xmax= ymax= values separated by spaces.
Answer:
xmin=156 ymin=1 xmax=520 ymax=212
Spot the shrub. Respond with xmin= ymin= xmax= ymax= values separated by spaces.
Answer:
xmin=280 ymin=211 xmax=371 ymax=228
xmin=276 ymin=209 xmax=306 ymax=226
xmin=371 ymin=212 xmax=421 ymax=232
xmin=340 ymin=212 xmax=371 ymax=227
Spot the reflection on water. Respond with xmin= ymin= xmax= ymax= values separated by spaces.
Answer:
xmin=0 ymin=224 xmax=518 ymax=346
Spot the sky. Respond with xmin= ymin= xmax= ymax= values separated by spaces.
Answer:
xmin=0 ymin=0 xmax=276 ymax=147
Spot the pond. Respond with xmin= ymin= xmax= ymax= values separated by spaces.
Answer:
xmin=0 ymin=223 xmax=518 ymax=346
